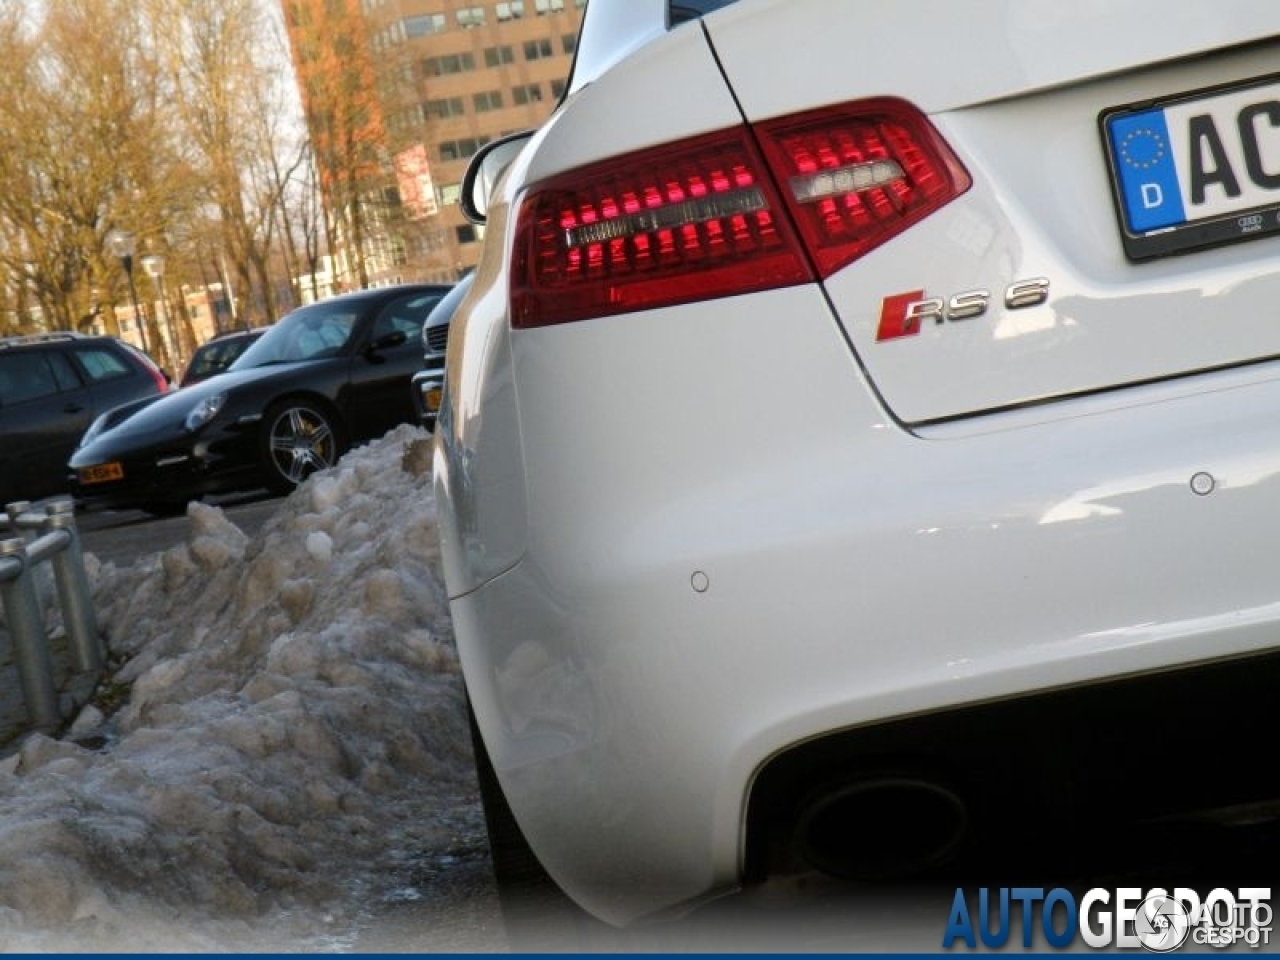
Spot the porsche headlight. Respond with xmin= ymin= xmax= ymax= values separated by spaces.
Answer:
xmin=184 ymin=391 xmax=228 ymax=432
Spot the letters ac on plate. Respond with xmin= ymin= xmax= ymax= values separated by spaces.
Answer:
xmin=1117 ymin=105 xmax=1280 ymax=214
xmin=877 ymin=278 xmax=1050 ymax=342
xmin=1187 ymin=101 xmax=1280 ymax=203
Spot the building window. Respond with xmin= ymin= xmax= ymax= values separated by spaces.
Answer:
xmin=456 ymin=5 xmax=486 ymax=27
xmin=484 ymin=45 xmax=515 ymax=67
xmin=534 ymin=0 xmax=564 ymax=13
xmin=550 ymin=78 xmax=567 ymax=99
xmin=423 ymin=52 xmax=477 ymax=76
xmin=473 ymin=90 xmax=504 ymax=112
xmin=512 ymin=83 xmax=543 ymax=105
xmin=438 ymin=136 xmax=491 ymax=162
xmin=523 ymin=38 xmax=553 ymax=60
xmin=495 ymin=1 xmax=525 ymax=19
xmin=402 ymin=12 xmax=445 ymax=36
xmin=561 ymin=32 xmax=577 ymax=54
xmin=426 ymin=97 xmax=465 ymax=119
xmin=456 ymin=225 xmax=479 ymax=244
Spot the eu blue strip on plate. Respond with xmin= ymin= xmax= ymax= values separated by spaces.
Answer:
xmin=1107 ymin=107 xmax=1186 ymax=234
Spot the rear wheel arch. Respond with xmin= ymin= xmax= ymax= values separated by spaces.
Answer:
xmin=465 ymin=697 xmax=627 ymax=949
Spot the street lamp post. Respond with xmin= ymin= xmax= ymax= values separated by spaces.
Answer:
xmin=139 ymin=253 xmax=178 ymax=369
xmin=105 ymin=228 xmax=148 ymax=354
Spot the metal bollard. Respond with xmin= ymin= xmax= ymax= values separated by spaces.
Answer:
xmin=5 ymin=499 xmax=52 ymax=607
xmin=4 ymin=501 xmax=32 ymax=539
xmin=0 ymin=538 xmax=60 ymax=731
xmin=42 ymin=501 xmax=101 ymax=673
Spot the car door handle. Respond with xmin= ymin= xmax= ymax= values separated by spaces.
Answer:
xmin=63 ymin=403 xmax=85 ymax=414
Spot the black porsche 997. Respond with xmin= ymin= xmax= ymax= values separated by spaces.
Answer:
xmin=69 ymin=283 xmax=451 ymax=514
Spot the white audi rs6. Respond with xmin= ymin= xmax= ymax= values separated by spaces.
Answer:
xmin=433 ymin=0 xmax=1280 ymax=938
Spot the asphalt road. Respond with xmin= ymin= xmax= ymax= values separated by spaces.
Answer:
xmin=75 ymin=489 xmax=284 ymax=568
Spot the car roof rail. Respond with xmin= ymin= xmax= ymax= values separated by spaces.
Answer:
xmin=0 ymin=331 xmax=89 ymax=350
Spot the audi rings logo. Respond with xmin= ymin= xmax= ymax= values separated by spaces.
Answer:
xmin=1135 ymin=894 xmax=1192 ymax=953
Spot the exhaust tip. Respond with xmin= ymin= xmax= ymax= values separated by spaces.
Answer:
xmin=794 ymin=776 xmax=967 ymax=881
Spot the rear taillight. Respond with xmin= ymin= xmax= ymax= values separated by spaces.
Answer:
xmin=755 ymin=99 xmax=971 ymax=280
xmin=509 ymin=98 xmax=969 ymax=329
xmin=148 ymin=364 xmax=169 ymax=393
xmin=511 ymin=129 xmax=813 ymax=328
xmin=133 ymin=351 xmax=169 ymax=392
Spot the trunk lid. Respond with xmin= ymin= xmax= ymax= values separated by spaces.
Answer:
xmin=706 ymin=0 xmax=1280 ymax=423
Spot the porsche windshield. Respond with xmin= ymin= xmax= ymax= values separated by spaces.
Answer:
xmin=229 ymin=304 xmax=359 ymax=368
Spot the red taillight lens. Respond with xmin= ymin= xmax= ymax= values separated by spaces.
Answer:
xmin=124 ymin=341 xmax=171 ymax=392
xmin=148 ymin=364 xmax=170 ymax=393
xmin=510 ymin=98 xmax=969 ymax=328
xmin=510 ymin=129 xmax=813 ymax=328
xmin=755 ymin=99 xmax=971 ymax=279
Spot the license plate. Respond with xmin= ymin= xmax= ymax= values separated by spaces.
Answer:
xmin=79 ymin=462 xmax=123 ymax=484
xmin=1102 ymin=75 xmax=1280 ymax=260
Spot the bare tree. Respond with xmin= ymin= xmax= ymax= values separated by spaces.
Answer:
xmin=0 ymin=1 xmax=138 ymax=336
xmin=0 ymin=0 xmax=331 ymax=349
xmin=284 ymin=0 xmax=388 ymax=291
xmin=0 ymin=0 xmax=201 ymax=370
xmin=144 ymin=0 xmax=273 ymax=325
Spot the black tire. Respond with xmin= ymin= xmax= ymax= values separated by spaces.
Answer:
xmin=258 ymin=400 xmax=342 ymax=494
xmin=466 ymin=702 xmax=623 ymax=951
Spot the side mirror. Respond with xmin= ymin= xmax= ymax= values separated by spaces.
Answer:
xmin=461 ymin=131 xmax=534 ymax=225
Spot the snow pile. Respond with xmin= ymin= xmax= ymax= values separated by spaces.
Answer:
xmin=0 ymin=426 xmax=486 ymax=951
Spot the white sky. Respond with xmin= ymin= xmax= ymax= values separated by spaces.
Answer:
xmin=0 ymin=425 xmax=501 ymax=951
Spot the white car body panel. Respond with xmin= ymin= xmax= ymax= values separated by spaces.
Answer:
xmin=433 ymin=0 xmax=1280 ymax=929
xmin=567 ymin=0 xmax=667 ymax=94
xmin=434 ymin=191 xmax=528 ymax=598
xmin=707 ymin=0 xmax=1280 ymax=116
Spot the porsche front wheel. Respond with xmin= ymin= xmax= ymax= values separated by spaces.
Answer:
xmin=258 ymin=400 xmax=342 ymax=493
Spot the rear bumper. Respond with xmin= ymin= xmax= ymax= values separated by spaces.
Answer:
xmin=443 ymin=286 xmax=1280 ymax=926
xmin=455 ymin=541 xmax=1280 ymax=926
xmin=746 ymin=647 xmax=1280 ymax=889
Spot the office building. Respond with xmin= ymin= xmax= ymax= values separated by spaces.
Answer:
xmin=283 ymin=0 xmax=584 ymax=288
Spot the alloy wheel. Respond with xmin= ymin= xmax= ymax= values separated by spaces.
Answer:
xmin=266 ymin=404 xmax=337 ymax=486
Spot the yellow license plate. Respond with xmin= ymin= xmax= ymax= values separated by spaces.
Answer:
xmin=425 ymin=386 xmax=443 ymax=412
xmin=79 ymin=462 xmax=124 ymax=484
